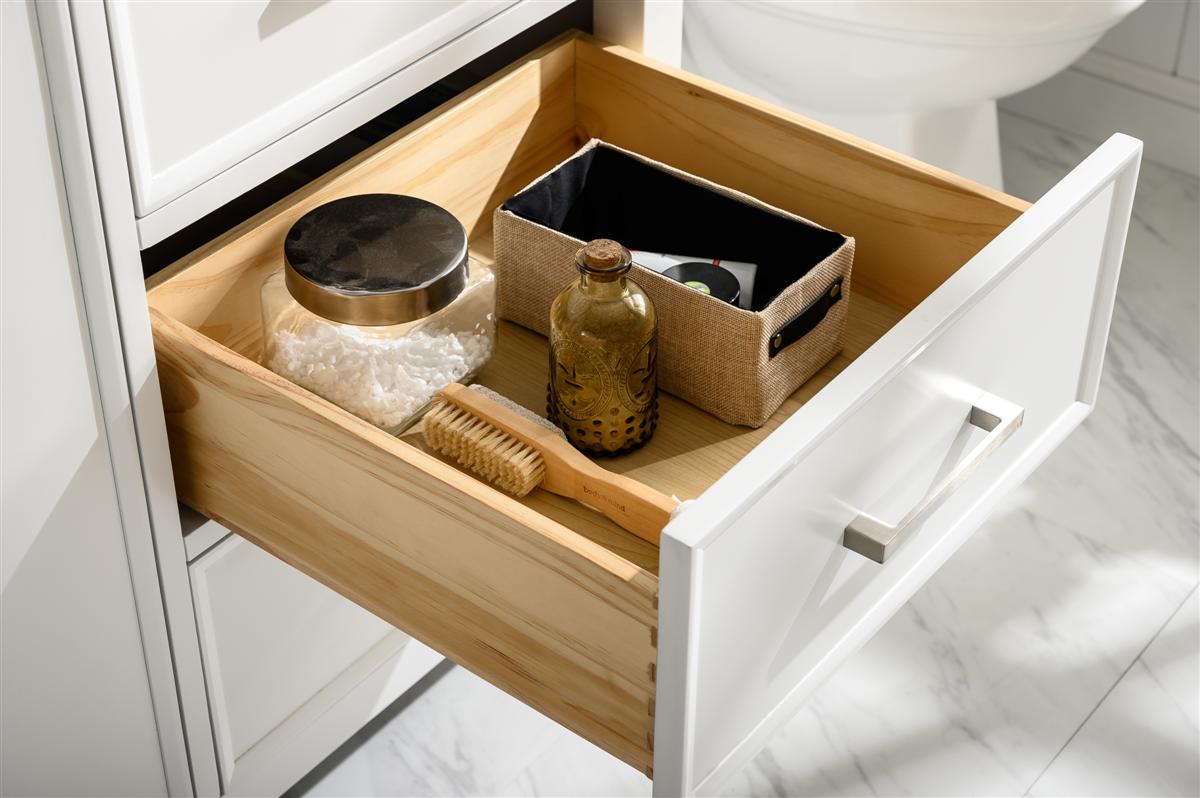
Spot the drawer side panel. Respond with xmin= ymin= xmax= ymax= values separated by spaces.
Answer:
xmin=573 ymin=39 xmax=1028 ymax=312
xmin=151 ymin=309 xmax=658 ymax=774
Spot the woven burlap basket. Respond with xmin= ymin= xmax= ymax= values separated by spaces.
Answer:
xmin=494 ymin=140 xmax=855 ymax=428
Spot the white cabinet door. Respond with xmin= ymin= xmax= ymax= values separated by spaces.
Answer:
xmin=0 ymin=2 xmax=167 ymax=794
xmin=190 ymin=532 xmax=441 ymax=796
xmin=653 ymin=135 xmax=1141 ymax=796
xmin=107 ymin=0 xmax=512 ymax=216
xmin=99 ymin=0 xmax=571 ymax=245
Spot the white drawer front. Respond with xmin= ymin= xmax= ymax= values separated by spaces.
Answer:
xmin=106 ymin=0 xmax=513 ymax=217
xmin=654 ymin=136 xmax=1141 ymax=795
xmin=190 ymin=533 xmax=401 ymax=790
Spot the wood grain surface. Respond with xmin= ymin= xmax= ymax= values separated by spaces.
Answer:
xmin=430 ymin=383 xmax=679 ymax=545
xmin=151 ymin=307 xmax=659 ymax=773
xmin=573 ymin=38 xmax=1030 ymax=310
xmin=463 ymin=232 xmax=905 ymax=531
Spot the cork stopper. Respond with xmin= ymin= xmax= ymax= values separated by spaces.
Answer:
xmin=577 ymin=239 xmax=632 ymax=280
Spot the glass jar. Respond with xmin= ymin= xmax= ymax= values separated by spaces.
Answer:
xmin=261 ymin=194 xmax=495 ymax=434
xmin=548 ymin=239 xmax=658 ymax=455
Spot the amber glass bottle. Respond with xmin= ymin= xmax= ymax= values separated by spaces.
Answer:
xmin=548 ymin=239 xmax=658 ymax=455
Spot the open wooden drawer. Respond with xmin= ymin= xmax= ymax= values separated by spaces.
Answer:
xmin=146 ymin=32 xmax=1140 ymax=796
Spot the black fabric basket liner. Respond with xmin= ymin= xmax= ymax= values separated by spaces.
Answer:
xmin=501 ymin=144 xmax=847 ymax=311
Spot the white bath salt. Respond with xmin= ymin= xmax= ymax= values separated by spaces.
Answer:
xmin=268 ymin=319 xmax=492 ymax=431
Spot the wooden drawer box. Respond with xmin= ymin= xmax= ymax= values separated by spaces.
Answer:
xmin=146 ymin=32 xmax=1139 ymax=796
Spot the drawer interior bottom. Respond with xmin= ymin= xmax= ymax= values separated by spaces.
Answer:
xmin=174 ymin=227 xmax=903 ymax=574
xmin=408 ymin=236 xmax=906 ymax=573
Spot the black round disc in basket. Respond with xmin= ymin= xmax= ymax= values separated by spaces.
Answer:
xmin=664 ymin=261 xmax=741 ymax=306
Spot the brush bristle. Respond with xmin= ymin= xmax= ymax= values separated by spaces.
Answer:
xmin=423 ymin=395 xmax=546 ymax=497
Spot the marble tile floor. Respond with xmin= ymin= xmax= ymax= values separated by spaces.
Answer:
xmin=289 ymin=111 xmax=1199 ymax=797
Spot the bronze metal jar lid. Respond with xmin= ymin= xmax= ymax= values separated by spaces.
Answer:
xmin=283 ymin=194 xmax=468 ymax=326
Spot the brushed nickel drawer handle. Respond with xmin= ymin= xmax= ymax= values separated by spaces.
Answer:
xmin=843 ymin=392 xmax=1025 ymax=564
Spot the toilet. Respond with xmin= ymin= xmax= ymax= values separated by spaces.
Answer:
xmin=683 ymin=0 xmax=1143 ymax=188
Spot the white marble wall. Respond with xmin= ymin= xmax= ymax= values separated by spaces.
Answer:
xmin=290 ymin=113 xmax=1200 ymax=798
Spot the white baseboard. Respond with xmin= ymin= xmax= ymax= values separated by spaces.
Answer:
xmin=1001 ymin=59 xmax=1199 ymax=176
xmin=1075 ymin=51 xmax=1199 ymax=109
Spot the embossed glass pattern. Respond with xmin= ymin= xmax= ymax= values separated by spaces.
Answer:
xmin=548 ymin=240 xmax=658 ymax=455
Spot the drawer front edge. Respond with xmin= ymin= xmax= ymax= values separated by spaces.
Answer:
xmin=653 ymin=135 xmax=1142 ymax=796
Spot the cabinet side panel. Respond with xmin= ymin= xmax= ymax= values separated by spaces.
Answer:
xmin=1 ymin=2 xmax=168 ymax=793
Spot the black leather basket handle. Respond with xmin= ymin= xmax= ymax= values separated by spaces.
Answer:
xmin=768 ymin=276 xmax=844 ymax=358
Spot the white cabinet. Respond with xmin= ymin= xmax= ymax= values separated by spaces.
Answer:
xmin=27 ymin=3 xmax=574 ymax=794
xmin=0 ymin=2 xmax=167 ymax=793
xmin=102 ymin=0 xmax=571 ymax=245
xmin=142 ymin=35 xmax=1141 ymax=797
xmin=22 ymin=2 xmax=1141 ymax=794
xmin=108 ymin=0 xmax=509 ymax=216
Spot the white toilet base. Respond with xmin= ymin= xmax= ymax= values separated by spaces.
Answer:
xmin=680 ymin=0 xmax=1143 ymax=194
xmin=792 ymin=101 xmax=1005 ymax=191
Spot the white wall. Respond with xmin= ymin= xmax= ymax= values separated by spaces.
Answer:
xmin=1002 ymin=0 xmax=1200 ymax=174
xmin=0 ymin=2 xmax=169 ymax=794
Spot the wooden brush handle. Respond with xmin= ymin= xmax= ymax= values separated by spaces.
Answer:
xmin=567 ymin=461 xmax=677 ymax=545
xmin=438 ymin=384 xmax=678 ymax=544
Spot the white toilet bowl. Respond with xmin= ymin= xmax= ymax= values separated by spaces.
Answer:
xmin=683 ymin=0 xmax=1142 ymax=188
